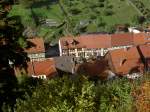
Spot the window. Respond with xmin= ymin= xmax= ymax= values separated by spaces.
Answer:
xmin=78 ymin=52 xmax=85 ymax=57
xmin=38 ymin=75 xmax=47 ymax=79
xmin=77 ymin=48 xmax=82 ymax=51
xmin=120 ymin=59 xmax=127 ymax=66
xmin=32 ymin=75 xmax=47 ymax=79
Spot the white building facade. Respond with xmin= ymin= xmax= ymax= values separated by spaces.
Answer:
xmin=59 ymin=34 xmax=134 ymax=58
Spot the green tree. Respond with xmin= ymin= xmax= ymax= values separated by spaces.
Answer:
xmin=13 ymin=75 xmax=134 ymax=112
xmin=0 ymin=0 xmax=29 ymax=111
xmin=98 ymin=79 xmax=133 ymax=112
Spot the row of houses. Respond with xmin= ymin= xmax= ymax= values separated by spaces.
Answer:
xmin=15 ymin=32 xmax=150 ymax=79
xmin=74 ymin=44 xmax=150 ymax=79
xmin=105 ymin=44 xmax=150 ymax=76
xmin=59 ymin=33 xmax=150 ymax=58
xmin=15 ymin=38 xmax=57 ymax=79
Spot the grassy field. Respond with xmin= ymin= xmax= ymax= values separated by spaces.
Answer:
xmin=62 ymin=0 xmax=141 ymax=32
xmin=141 ymin=0 xmax=150 ymax=9
xmin=9 ymin=3 xmax=63 ymax=26
xmin=9 ymin=0 xmax=145 ymax=40
xmin=102 ymin=0 xmax=140 ymax=25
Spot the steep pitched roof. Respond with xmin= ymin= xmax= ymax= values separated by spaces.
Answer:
xmin=111 ymin=33 xmax=134 ymax=47
xmin=133 ymin=33 xmax=150 ymax=45
xmin=139 ymin=44 xmax=150 ymax=58
xmin=106 ymin=47 xmax=143 ymax=75
xmin=76 ymin=59 xmax=108 ymax=77
xmin=25 ymin=38 xmax=45 ymax=54
xmin=60 ymin=34 xmax=111 ymax=49
xmin=53 ymin=56 xmax=75 ymax=73
xmin=27 ymin=58 xmax=57 ymax=77
xmin=60 ymin=33 xmax=150 ymax=50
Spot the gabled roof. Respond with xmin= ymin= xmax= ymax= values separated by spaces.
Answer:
xmin=76 ymin=59 xmax=108 ymax=77
xmin=60 ymin=34 xmax=111 ymax=49
xmin=53 ymin=56 xmax=75 ymax=73
xmin=25 ymin=38 xmax=45 ymax=54
xmin=111 ymin=33 xmax=134 ymax=47
xmin=133 ymin=33 xmax=150 ymax=45
xmin=139 ymin=44 xmax=150 ymax=58
xmin=27 ymin=58 xmax=57 ymax=77
xmin=60 ymin=33 xmax=150 ymax=50
xmin=106 ymin=47 xmax=143 ymax=75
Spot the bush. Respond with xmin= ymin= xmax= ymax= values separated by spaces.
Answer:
xmin=10 ymin=75 xmax=133 ymax=112
xmin=104 ymin=9 xmax=114 ymax=16
xmin=98 ymin=79 xmax=133 ymax=112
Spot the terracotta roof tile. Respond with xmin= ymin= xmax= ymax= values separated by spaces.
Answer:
xmin=133 ymin=33 xmax=150 ymax=45
xmin=139 ymin=44 xmax=150 ymax=58
xmin=76 ymin=59 xmax=108 ymax=76
xmin=106 ymin=47 xmax=143 ymax=75
xmin=60 ymin=33 xmax=150 ymax=51
xmin=27 ymin=58 xmax=57 ymax=77
xmin=25 ymin=38 xmax=45 ymax=53
xmin=111 ymin=33 xmax=134 ymax=47
xmin=60 ymin=34 xmax=111 ymax=49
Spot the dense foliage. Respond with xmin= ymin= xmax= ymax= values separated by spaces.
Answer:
xmin=1 ymin=75 xmax=133 ymax=112
xmin=9 ymin=0 xmax=150 ymax=42
xmin=1 ymin=74 xmax=150 ymax=112
xmin=0 ymin=0 xmax=30 ymax=111
xmin=0 ymin=1 xmax=149 ymax=112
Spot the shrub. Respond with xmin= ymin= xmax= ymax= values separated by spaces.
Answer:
xmin=12 ymin=76 xmax=133 ymax=112
xmin=104 ymin=9 xmax=114 ymax=16
xmin=98 ymin=79 xmax=133 ymax=112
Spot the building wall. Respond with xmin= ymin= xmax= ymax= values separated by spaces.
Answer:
xmin=28 ymin=52 xmax=45 ymax=61
xmin=59 ymin=40 xmax=63 ymax=56
xmin=32 ymin=75 xmax=47 ymax=79
xmin=61 ymin=48 xmax=104 ymax=58
xmin=109 ymin=45 xmax=133 ymax=51
xmin=60 ymin=45 xmax=133 ymax=58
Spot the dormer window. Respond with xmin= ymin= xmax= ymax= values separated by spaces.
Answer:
xmin=71 ymin=39 xmax=79 ymax=45
xmin=63 ymin=41 xmax=69 ymax=46
xmin=120 ymin=59 xmax=127 ymax=66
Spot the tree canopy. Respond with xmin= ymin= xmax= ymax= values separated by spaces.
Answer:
xmin=0 ymin=0 xmax=29 ymax=111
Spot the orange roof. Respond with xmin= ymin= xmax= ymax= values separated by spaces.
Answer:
xmin=60 ymin=33 xmax=150 ymax=50
xmin=106 ymin=47 xmax=143 ymax=75
xmin=60 ymin=34 xmax=111 ymax=49
xmin=111 ymin=33 xmax=134 ymax=47
xmin=76 ymin=59 xmax=108 ymax=77
xmin=27 ymin=58 xmax=57 ymax=77
xmin=139 ymin=44 xmax=150 ymax=58
xmin=133 ymin=33 xmax=150 ymax=45
xmin=25 ymin=38 xmax=45 ymax=53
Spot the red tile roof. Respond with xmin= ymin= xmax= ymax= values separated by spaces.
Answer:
xmin=76 ymin=59 xmax=108 ymax=77
xmin=111 ymin=33 xmax=134 ymax=47
xmin=60 ymin=34 xmax=111 ymax=49
xmin=133 ymin=33 xmax=150 ymax=45
xmin=27 ymin=58 xmax=57 ymax=77
xmin=106 ymin=47 xmax=143 ymax=75
xmin=139 ymin=44 xmax=150 ymax=58
xmin=25 ymin=38 xmax=45 ymax=54
xmin=60 ymin=33 xmax=150 ymax=50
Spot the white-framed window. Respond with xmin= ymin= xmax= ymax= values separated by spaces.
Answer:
xmin=32 ymin=75 xmax=47 ymax=79
xmin=38 ymin=75 xmax=47 ymax=79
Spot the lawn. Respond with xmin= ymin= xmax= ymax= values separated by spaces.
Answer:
xmin=103 ymin=0 xmax=140 ymax=25
xmin=9 ymin=0 xmax=142 ymax=40
xmin=62 ymin=0 xmax=141 ymax=32
xmin=140 ymin=0 xmax=150 ymax=9
xmin=9 ymin=3 xmax=63 ymax=27
xmin=9 ymin=2 xmax=64 ymax=41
